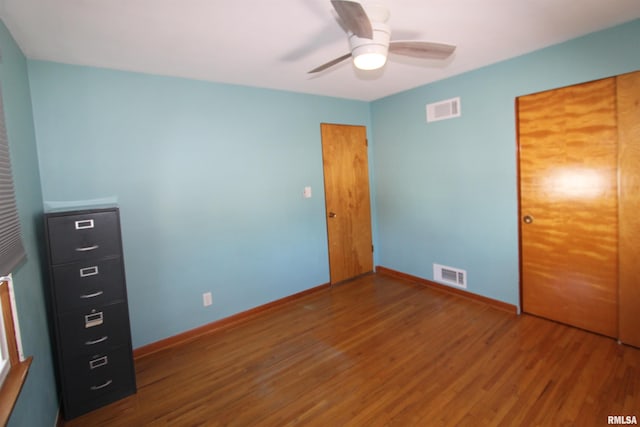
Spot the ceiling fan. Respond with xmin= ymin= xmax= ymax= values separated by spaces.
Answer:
xmin=309 ymin=0 xmax=456 ymax=74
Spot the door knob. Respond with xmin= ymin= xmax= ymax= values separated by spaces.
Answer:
xmin=328 ymin=212 xmax=337 ymax=218
xmin=523 ymin=215 xmax=534 ymax=224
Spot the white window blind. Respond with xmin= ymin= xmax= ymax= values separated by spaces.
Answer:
xmin=0 ymin=86 xmax=26 ymax=276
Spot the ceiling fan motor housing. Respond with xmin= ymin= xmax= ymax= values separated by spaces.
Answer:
xmin=349 ymin=21 xmax=391 ymax=70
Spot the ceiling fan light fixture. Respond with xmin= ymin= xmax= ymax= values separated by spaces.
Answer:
xmin=349 ymin=20 xmax=391 ymax=71
xmin=353 ymin=49 xmax=387 ymax=70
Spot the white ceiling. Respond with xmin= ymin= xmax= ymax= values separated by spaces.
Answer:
xmin=1 ymin=0 xmax=639 ymax=101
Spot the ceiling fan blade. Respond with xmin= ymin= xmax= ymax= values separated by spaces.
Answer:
xmin=331 ymin=0 xmax=373 ymax=39
xmin=389 ymin=41 xmax=456 ymax=60
xmin=308 ymin=53 xmax=353 ymax=73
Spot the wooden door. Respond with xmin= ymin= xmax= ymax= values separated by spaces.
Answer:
xmin=321 ymin=123 xmax=373 ymax=284
xmin=518 ymin=78 xmax=619 ymax=337
xmin=617 ymin=71 xmax=640 ymax=348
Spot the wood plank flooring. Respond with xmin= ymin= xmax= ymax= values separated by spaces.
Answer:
xmin=62 ymin=273 xmax=640 ymax=426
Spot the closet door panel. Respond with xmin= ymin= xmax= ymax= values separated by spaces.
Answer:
xmin=518 ymin=78 xmax=618 ymax=337
xmin=617 ymin=70 xmax=640 ymax=348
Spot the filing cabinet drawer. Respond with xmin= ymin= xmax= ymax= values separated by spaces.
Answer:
xmin=57 ymin=302 xmax=131 ymax=356
xmin=61 ymin=347 xmax=136 ymax=418
xmin=47 ymin=210 xmax=121 ymax=264
xmin=52 ymin=257 xmax=126 ymax=312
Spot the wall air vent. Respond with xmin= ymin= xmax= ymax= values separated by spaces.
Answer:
xmin=433 ymin=263 xmax=467 ymax=289
xmin=426 ymin=97 xmax=461 ymax=122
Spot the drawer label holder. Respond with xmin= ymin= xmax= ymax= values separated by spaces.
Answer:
xmin=75 ymin=219 xmax=95 ymax=230
xmin=84 ymin=311 xmax=104 ymax=328
xmin=80 ymin=266 xmax=99 ymax=277
xmin=89 ymin=355 xmax=109 ymax=370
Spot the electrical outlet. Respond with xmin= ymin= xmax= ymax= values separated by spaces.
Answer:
xmin=202 ymin=292 xmax=212 ymax=307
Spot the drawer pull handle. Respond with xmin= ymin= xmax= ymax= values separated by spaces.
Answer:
xmin=85 ymin=336 xmax=108 ymax=346
xmin=75 ymin=219 xmax=95 ymax=230
xmin=89 ymin=355 xmax=109 ymax=369
xmin=85 ymin=311 xmax=104 ymax=328
xmin=90 ymin=380 xmax=112 ymax=391
xmin=76 ymin=245 xmax=99 ymax=252
xmin=80 ymin=291 xmax=104 ymax=299
xmin=80 ymin=266 xmax=99 ymax=277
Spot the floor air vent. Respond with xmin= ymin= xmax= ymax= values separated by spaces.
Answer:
xmin=433 ymin=263 xmax=467 ymax=289
xmin=426 ymin=97 xmax=461 ymax=122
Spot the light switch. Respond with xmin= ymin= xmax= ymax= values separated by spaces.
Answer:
xmin=303 ymin=186 xmax=312 ymax=198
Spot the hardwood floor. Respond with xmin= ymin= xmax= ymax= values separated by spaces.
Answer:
xmin=62 ymin=273 xmax=640 ymax=426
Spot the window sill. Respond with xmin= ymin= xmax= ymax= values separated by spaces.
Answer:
xmin=0 ymin=356 xmax=32 ymax=426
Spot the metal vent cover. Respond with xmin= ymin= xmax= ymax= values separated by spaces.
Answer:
xmin=426 ymin=97 xmax=461 ymax=122
xmin=433 ymin=263 xmax=467 ymax=289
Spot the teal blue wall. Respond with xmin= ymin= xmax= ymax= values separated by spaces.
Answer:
xmin=0 ymin=20 xmax=58 ymax=427
xmin=371 ymin=19 xmax=640 ymax=308
xmin=27 ymin=62 xmax=372 ymax=348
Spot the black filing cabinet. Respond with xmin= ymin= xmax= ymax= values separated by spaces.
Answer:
xmin=44 ymin=207 xmax=136 ymax=419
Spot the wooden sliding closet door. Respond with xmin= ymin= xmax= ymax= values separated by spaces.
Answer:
xmin=518 ymin=78 xmax=619 ymax=338
xmin=617 ymin=71 xmax=640 ymax=347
